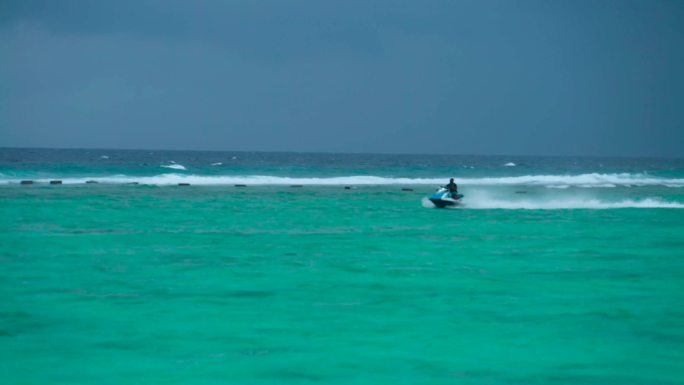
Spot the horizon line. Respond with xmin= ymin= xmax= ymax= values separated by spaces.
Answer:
xmin=0 ymin=146 xmax=681 ymax=161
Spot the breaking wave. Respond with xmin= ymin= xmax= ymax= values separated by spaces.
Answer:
xmin=460 ymin=173 xmax=684 ymax=187
xmin=160 ymin=164 xmax=187 ymax=171
xmin=2 ymin=172 xmax=684 ymax=187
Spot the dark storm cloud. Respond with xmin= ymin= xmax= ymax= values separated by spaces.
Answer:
xmin=1 ymin=0 xmax=683 ymax=157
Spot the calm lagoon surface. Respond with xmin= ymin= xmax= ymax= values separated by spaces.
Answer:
xmin=2 ymin=149 xmax=684 ymax=384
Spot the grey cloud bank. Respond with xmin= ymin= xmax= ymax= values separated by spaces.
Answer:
xmin=1 ymin=0 xmax=683 ymax=157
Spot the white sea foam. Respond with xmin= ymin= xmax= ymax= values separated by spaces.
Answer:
xmin=504 ymin=162 xmax=516 ymax=167
xmin=211 ymin=162 xmax=223 ymax=166
xmin=3 ymin=173 xmax=684 ymax=187
xmin=421 ymin=197 xmax=436 ymax=208
xmin=578 ymin=184 xmax=617 ymax=188
xmin=100 ymin=155 xmax=109 ymax=159
xmin=459 ymin=173 xmax=684 ymax=187
xmin=160 ymin=164 xmax=187 ymax=171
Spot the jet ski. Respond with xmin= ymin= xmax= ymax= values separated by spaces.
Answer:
xmin=429 ymin=188 xmax=464 ymax=208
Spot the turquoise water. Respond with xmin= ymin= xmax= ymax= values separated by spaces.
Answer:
xmin=2 ymin=149 xmax=684 ymax=384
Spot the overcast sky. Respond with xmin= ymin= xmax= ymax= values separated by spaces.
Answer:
xmin=1 ymin=0 xmax=683 ymax=157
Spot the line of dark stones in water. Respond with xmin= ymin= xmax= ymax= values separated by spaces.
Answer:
xmin=13 ymin=181 xmax=420 ymax=191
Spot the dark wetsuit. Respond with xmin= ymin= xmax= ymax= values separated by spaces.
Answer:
xmin=445 ymin=182 xmax=458 ymax=194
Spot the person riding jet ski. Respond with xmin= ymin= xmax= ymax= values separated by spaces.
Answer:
xmin=429 ymin=178 xmax=464 ymax=208
xmin=445 ymin=178 xmax=458 ymax=194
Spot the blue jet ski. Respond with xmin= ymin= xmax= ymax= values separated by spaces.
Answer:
xmin=429 ymin=188 xmax=464 ymax=208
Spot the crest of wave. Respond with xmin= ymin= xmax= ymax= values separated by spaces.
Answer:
xmin=459 ymin=173 xmax=684 ymax=187
xmin=160 ymin=164 xmax=187 ymax=171
xmin=3 ymin=173 xmax=684 ymax=188
xmin=116 ymin=173 xmax=681 ymax=187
